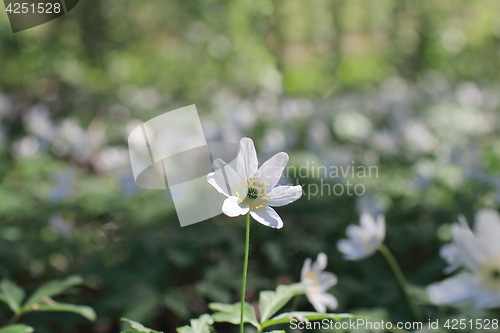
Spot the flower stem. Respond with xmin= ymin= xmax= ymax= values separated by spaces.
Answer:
xmin=378 ymin=244 xmax=422 ymax=321
xmin=240 ymin=212 xmax=251 ymax=333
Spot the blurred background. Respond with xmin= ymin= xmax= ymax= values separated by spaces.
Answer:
xmin=1 ymin=0 xmax=500 ymax=332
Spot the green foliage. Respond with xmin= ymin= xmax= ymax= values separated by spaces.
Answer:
xmin=209 ymin=302 xmax=259 ymax=328
xmin=124 ymin=281 xmax=354 ymax=333
xmin=176 ymin=314 xmax=214 ymax=333
xmin=258 ymin=283 xmax=305 ymax=323
xmin=0 ymin=280 xmax=25 ymax=314
xmin=0 ymin=325 xmax=34 ymax=333
xmin=31 ymin=302 xmax=96 ymax=321
xmin=261 ymin=312 xmax=354 ymax=331
xmin=23 ymin=276 xmax=84 ymax=308
xmin=209 ymin=283 xmax=354 ymax=332
xmin=121 ymin=318 xmax=163 ymax=333
xmin=0 ymin=277 xmax=95 ymax=323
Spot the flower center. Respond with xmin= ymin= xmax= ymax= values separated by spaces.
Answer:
xmin=305 ymin=272 xmax=319 ymax=286
xmin=305 ymin=272 xmax=320 ymax=295
xmin=234 ymin=178 xmax=270 ymax=209
xmin=247 ymin=187 xmax=259 ymax=200
xmin=479 ymin=258 xmax=500 ymax=291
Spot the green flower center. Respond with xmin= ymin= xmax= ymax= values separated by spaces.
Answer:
xmin=247 ymin=187 xmax=259 ymax=200
xmin=480 ymin=258 xmax=500 ymax=291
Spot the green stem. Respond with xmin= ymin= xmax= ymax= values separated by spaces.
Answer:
xmin=378 ymin=244 xmax=422 ymax=321
xmin=240 ymin=212 xmax=251 ymax=333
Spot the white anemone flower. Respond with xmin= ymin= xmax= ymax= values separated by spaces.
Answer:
xmin=427 ymin=208 xmax=500 ymax=309
xmin=301 ymin=253 xmax=338 ymax=313
xmin=207 ymin=137 xmax=302 ymax=229
xmin=337 ymin=213 xmax=386 ymax=260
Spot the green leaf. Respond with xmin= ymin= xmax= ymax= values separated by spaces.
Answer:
xmin=0 ymin=280 xmax=25 ymax=314
xmin=122 ymin=286 xmax=158 ymax=326
xmin=177 ymin=314 xmax=214 ymax=333
xmin=0 ymin=324 xmax=34 ymax=333
xmin=27 ymin=301 xmax=96 ymax=321
xmin=261 ymin=311 xmax=355 ymax=331
xmin=258 ymin=283 xmax=305 ymax=323
xmin=23 ymin=276 xmax=83 ymax=308
xmin=163 ymin=289 xmax=189 ymax=319
xmin=121 ymin=318 xmax=162 ymax=333
xmin=209 ymin=302 xmax=259 ymax=328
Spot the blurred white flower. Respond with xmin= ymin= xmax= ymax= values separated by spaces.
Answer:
xmin=24 ymin=106 xmax=54 ymax=141
xmin=12 ymin=136 xmax=40 ymax=158
xmin=262 ymin=128 xmax=286 ymax=155
xmin=207 ymin=137 xmax=302 ymax=229
xmin=92 ymin=146 xmax=129 ymax=173
xmin=337 ymin=213 xmax=386 ymax=260
xmin=49 ymin=214 xmax=74 ymax=237
xmin=301 ymin=253 xmax=338 ymax=313
xmin=427 ymin=208 xmax=500 ymax=309
xmin=403 ymin=120 xmax=437 ymax=153
xmin=333 ymin=111 xmax=372 ymax=141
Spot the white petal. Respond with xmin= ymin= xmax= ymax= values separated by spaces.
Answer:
xmin=256 ymin=152 xmax=289 ymax=188
xmin=474 ymin=208 xmax=500 ymax=236
xmin=236 ymin=137 xmax=258 ymax=180
xmin=337 ymin=239 xmax=355 ymax=257
xmin=317 ymin=293 xmax=338 ymax=311
xmin=319 ymin=272 xmax=338 ymax=290
xmin=250 ymin=206 xmax=283 ymax=229
xmin=474 ymin=208 xmax=500 ymax=257
xmin=207 ymin=161 xmax=245 ymax=197
xmin=440 ymin=243 xmax=456 ymax=262
xmin=301 ymin=258 xmax=312 ymax=281
xmin=266 ymin=185 xmax=302 ymax=207
xmin=452 ymin=224 xmax=485 ymax=271
xmin=337 ymin=239 xmax=366 ymax=260
xmin=307 ymin=293 xmax=326 ymax=313
xmin=360 ymin=212 xmax=376 ymax=233
xmin=222 ymin=196 xmax=249 ymax=217
xmin=427 ymin=273 xmax=476 ymax=306
xmin=346 ymin=225 xmax=367 ymax=245
xmin=312 ymin=252 xmax=328 ymax=272
xmin=443 ymin=262 xmax=461 ymax=275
